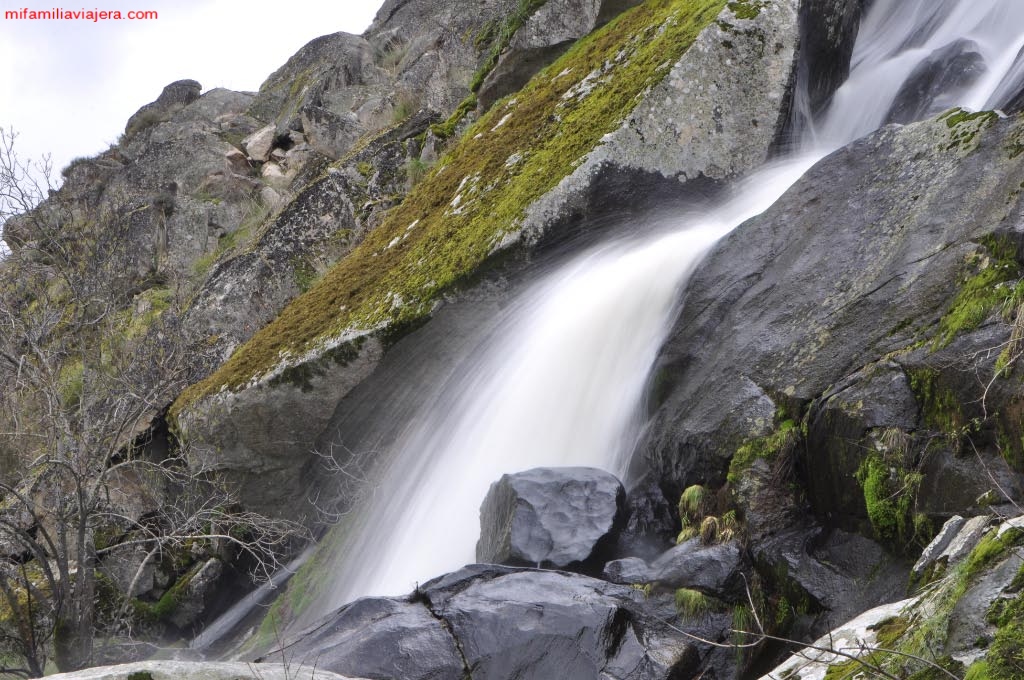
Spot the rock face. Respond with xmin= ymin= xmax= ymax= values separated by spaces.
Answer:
xmin=643 ymin=111 xmax=1024 ymax=527
xmin=477 ymin=0 xmax=643 ymax=109
xmin=271 ymin=565 xmax=700 ymax=680
xmin=793 ymin=0 xmax=865 ymax=120
xmin=476 ymin=467 xmax=625 ymax=568
xmin=520 ymin=0 xmax=801 ymax=242
xmin=616 ymin=475 xmax=678 ymax=559
xmin=763 ymin=514 xmax=1024 ymax=679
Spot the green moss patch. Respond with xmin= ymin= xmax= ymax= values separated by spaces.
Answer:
xmin=855 ymin=451 xmax=922 ymax=549
xmin=871 ymin=615 xmax=911 ymax=648
xmin=933 ymin=235 xmax=1024 ymax=349
xmin=727 ymin=417 xmax=798 ymax=485
xmin=674 ymin=587 xmax=725 ymax=619
xmin=940 ymin=108 xmax=999 ymax=153
xmin=172 ymin=0 xmax=727 ymax=416
xmin=726 ymin=0 xmax=766 ymax=19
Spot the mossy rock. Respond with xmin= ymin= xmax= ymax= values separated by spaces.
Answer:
xmin=171 ymin=0 xmax=729 ymax=416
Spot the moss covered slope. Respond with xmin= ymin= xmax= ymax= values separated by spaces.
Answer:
xmin=172 ymin=0 xmax=726 ymax=414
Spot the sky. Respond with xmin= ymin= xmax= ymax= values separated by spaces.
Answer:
xmin=0 ymin=0 xmax=384 ymax=180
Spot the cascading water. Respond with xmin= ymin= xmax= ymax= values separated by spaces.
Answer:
xmin=808 ymin=0 xmax=1024 ymax=148
xmin=209 ymin=0 xmax=1024 ymax=638
xmin=308 ymin=157 xmax=819 ymax=615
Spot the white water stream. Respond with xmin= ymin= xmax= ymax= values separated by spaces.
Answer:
xmin=200 ymin=0 xmax=1024 ymax=644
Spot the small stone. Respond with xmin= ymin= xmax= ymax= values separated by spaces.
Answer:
xmin=602 ymin=557 xmax=652 ymax=584
xmin=243 ymin=124 xmax=277 ymax=162
xmin=224 ymin=147 xmax=249 ymax=174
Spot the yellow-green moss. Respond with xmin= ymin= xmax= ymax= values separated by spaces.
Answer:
xmin=726 ymin=0 xmax=766 ymax=19
xmin=678 ymin=484 xmax=711 ymax=523
xmin=932 ymin=235 xmax=1024 ymax=349
xmin=171 ymin=0 xmax=727 ymax=417
xmin=727 ymin=418 xmax=798 ymax=485
xmin=966 ymin=660 xmax=991 ymax=680
xmin=871 ymin=615 xmax=911 ymax=648
xmin=940 ymin=108 xmax=999 ymax=153
xmin=58 ymin=359 xmax=85 ymax=408
xmin=122 ymin=287 xmax=173 ymax=340
xmin=433 ymin=0 xmax=552 ymax=140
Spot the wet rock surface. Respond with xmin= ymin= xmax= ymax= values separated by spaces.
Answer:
xmin=644 ymin=112 xmax=1024 ymax=502
xmin=476 ymin=466 xmax=626 ymax=568
xmin=47 ymin=661 xmax=361 ymax=680
xmin=273 ymin=565 xmax=700 ymax=680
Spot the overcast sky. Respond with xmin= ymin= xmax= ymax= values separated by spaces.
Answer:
xmin=0 ymin=0 xmax=383 ymax=179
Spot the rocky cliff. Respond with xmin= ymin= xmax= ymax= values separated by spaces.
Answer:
xmin=5 ymin=0 xmax=1024 ymax=677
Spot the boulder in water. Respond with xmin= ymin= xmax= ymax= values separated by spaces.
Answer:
xmin=885 ymin=39 xmax=987 ymax=124
xmin=476 ymin=467 xmax=626 ymax=569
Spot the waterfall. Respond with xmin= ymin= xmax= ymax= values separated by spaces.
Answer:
xmin=308 ymin=0 xmax=1024 ymax=618
xmin=309 ymin=156 xmax=821 ymax=614
xmin=201 ymin=0 xmax=1024 ymax=641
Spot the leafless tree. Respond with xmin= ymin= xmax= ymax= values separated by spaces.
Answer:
xmin=0 ymin=128 xmax=307 ymax=676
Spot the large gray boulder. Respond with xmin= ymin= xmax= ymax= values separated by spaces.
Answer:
xmin=271 ymin=564 xmax=700 ymax=680
xmin=266 ymin=596 xmax=466 ymax=680
xmin=476 ymin=467 xmax=626 ymax=568
xmin=603 ymin=539 xmax=744 ymax=599
xmin=247 ymin=32 xmax=390 ymax=135
xmin=643 ymin=111 xmax=1024 ymax=504
xmin=885 ymin=39 xmax=987 ymax=124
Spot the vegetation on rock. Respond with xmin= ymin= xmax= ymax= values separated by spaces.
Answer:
xmin=172 ymin=0 xmax=728 ymax=415
xmin=727 ymin=414 xmax=799 ymax=486
xmin=932 ymin=235 xmax=1024 ymax=350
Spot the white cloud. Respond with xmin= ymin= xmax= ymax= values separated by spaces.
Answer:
xmin=0 ymin=0 xmax=383 ymax=177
